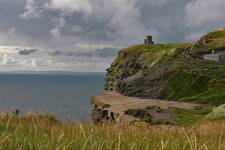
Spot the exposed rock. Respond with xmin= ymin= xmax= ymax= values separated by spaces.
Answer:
xmin=91 ymin=91 xmax=212 ymax=124
xmin=118 ymin=63 xmax=170 ymax=98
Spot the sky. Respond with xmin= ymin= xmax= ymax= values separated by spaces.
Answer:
xmin=0 ymin=0 xmax=225 ymax=72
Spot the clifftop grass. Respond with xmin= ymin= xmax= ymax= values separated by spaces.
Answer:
xmin=207 ymin=29 xmax=225 ymax=39
xmin=112 ymin=43 xmax=191 ymax=69
xmin=0 ymin=114 xmax=225 ymax=149
xmin=191 ymin=29 xmax=225 ymax=54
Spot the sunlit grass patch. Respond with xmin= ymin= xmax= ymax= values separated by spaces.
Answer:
xmin=207 ymin=104 xmax=225 ymax=120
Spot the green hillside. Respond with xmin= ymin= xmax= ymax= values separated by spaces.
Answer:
xmin=105 ymin=29 xmax=225 ymax=106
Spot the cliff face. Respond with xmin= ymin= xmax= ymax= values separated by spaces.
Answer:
xmin=105 ymin=29 xmax=225 ymax=106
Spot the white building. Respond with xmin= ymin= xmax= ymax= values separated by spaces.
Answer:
xmin=203 ymin=50 xmax=225 ymax=63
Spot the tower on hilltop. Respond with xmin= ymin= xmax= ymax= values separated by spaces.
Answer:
xmin=144 ymin=35 xmax=154 ymax=45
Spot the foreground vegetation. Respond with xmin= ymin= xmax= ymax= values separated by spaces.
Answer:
xmin=0 ymin=113 xmax=225 ymax=149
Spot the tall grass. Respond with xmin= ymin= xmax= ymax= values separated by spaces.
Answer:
xmin=0 ymin=113 xmax=225 ymax=150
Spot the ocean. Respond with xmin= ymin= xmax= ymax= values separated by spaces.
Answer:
xmin=0 ymin=73 xmax=105 ymax=121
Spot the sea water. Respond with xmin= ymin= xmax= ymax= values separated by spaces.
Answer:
xmin=0 ymin=73 xmax=105 ymax=121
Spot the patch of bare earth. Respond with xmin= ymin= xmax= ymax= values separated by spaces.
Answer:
xmin=91 ymin=91 xmax=212 ymax=124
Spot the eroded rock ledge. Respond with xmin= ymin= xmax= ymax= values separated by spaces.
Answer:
xmin=91 ymin=91 xmax=212 ymax=124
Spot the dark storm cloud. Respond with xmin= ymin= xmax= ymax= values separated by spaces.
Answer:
xmin=1 ymin=0 xmax=225 ymax=47
xmin=138 ymin=0 xmax=190 ymax=42
xmin=185 ymin=0 xmax=225 ymax=37
xmin=50 ymin=50 xmax=93 ymax=57
xmin=51 ymin=50 xmax=61 ymax=56
xmin=0 ymin=0 xmax=187 ymax=48
xmin=0 ymin=0 xmax=26 ymax=30
xmin=50 ymin=47 xmax=118 ymax=58
xmin=0 ymin=0 xmax=52 ymax=41
xmin=95 ymin=48 xmax=119 ymax=58
xmin=0 ymin=0 xmax=225 ymax=71
xmin=18 ymin=48 xmax=38 ymax=55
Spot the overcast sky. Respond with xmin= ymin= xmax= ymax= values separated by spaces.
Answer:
xmin=0 ymin=0 xmax=225 ymax=72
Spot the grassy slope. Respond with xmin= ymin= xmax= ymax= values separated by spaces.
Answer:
xmin=125 ymin=107 xmax=212 ymax=126
xmin=0 ymin=114 xmax=225 ymax=149
xmin=106 ymin=29 xmax=225 ymax=106
xmin=191 ymin=29 xmax=225 ymax=54
xmin=120 ymin=43 xmax=190 ymax=68
xmin=160 ymin=43 xmax=225 ymax=105
xmin=171 ymin=108 xmax=212 ymax=125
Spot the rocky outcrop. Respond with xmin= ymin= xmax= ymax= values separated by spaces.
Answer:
xmin=118 ymin=63 xmax=171 ymax=98
xmin=105 ymin=56 xmax=144 ymax=91
xmin=91 ymin=91 xmax=211 ymax=124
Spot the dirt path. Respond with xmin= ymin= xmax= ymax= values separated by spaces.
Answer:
xmin=91 ymin=91 xmax=212 ymax=123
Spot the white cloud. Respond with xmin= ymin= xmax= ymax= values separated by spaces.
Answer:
xmin=0 ymin=45 xmax=112 ymax=72
xmin=19 ymin=0 xmax=45 ymax=19
xmin=50 ymin=0 xmax=92 ymax=14
xmin=1 ymin=54 xmax=18 ymax=65
xmin=31 ymin=59 xmax=37 ymax=67
xmin=50 ymin=28 xmax=61 ymax=39
xmin=0 ymin=46 xmax=18 ymax=53
xmin=91 ymin=0 xmax=151 ymax=45
xmin=51 ymin=17 xmax=66 ymax=28
xmin=20 ymin=0 xmax=93 ymax=20
xmin=185 ymin=0 xmax=225 ymax=27
xmin=50 ymin=17 xmax=66 ymax=39
xmin=19 ymin=0 xmax=153 ymax=46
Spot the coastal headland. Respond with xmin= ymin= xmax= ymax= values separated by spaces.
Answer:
xmin=92 ymin=29 xmax=225 ymax=125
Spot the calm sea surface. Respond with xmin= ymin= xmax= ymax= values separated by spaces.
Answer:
xmin=0 ymin=73 xmax=105 ymax=121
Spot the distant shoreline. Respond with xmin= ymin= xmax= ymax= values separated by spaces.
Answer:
xmin=0 ymin=71 xmax=106 ymax=76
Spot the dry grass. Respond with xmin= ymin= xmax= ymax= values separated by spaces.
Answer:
xmin=0 ymin=113 xmax=225 ymax=150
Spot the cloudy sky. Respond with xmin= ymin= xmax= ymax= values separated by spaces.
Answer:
xmin=0 ymin=0 xmax=225 ymax=72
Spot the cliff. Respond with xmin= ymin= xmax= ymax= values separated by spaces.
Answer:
xmin=105 ymin=29 xmax=225 ymax=106
xmin=92 ymin=29 xmax=225 ymax=125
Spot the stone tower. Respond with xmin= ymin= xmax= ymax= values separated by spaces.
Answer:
xmin=144 ymin=35 xmax=154 ymax=45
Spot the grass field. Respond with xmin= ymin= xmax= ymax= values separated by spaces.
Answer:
xmin=0 ymin=113 xmax=225 ymax=150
